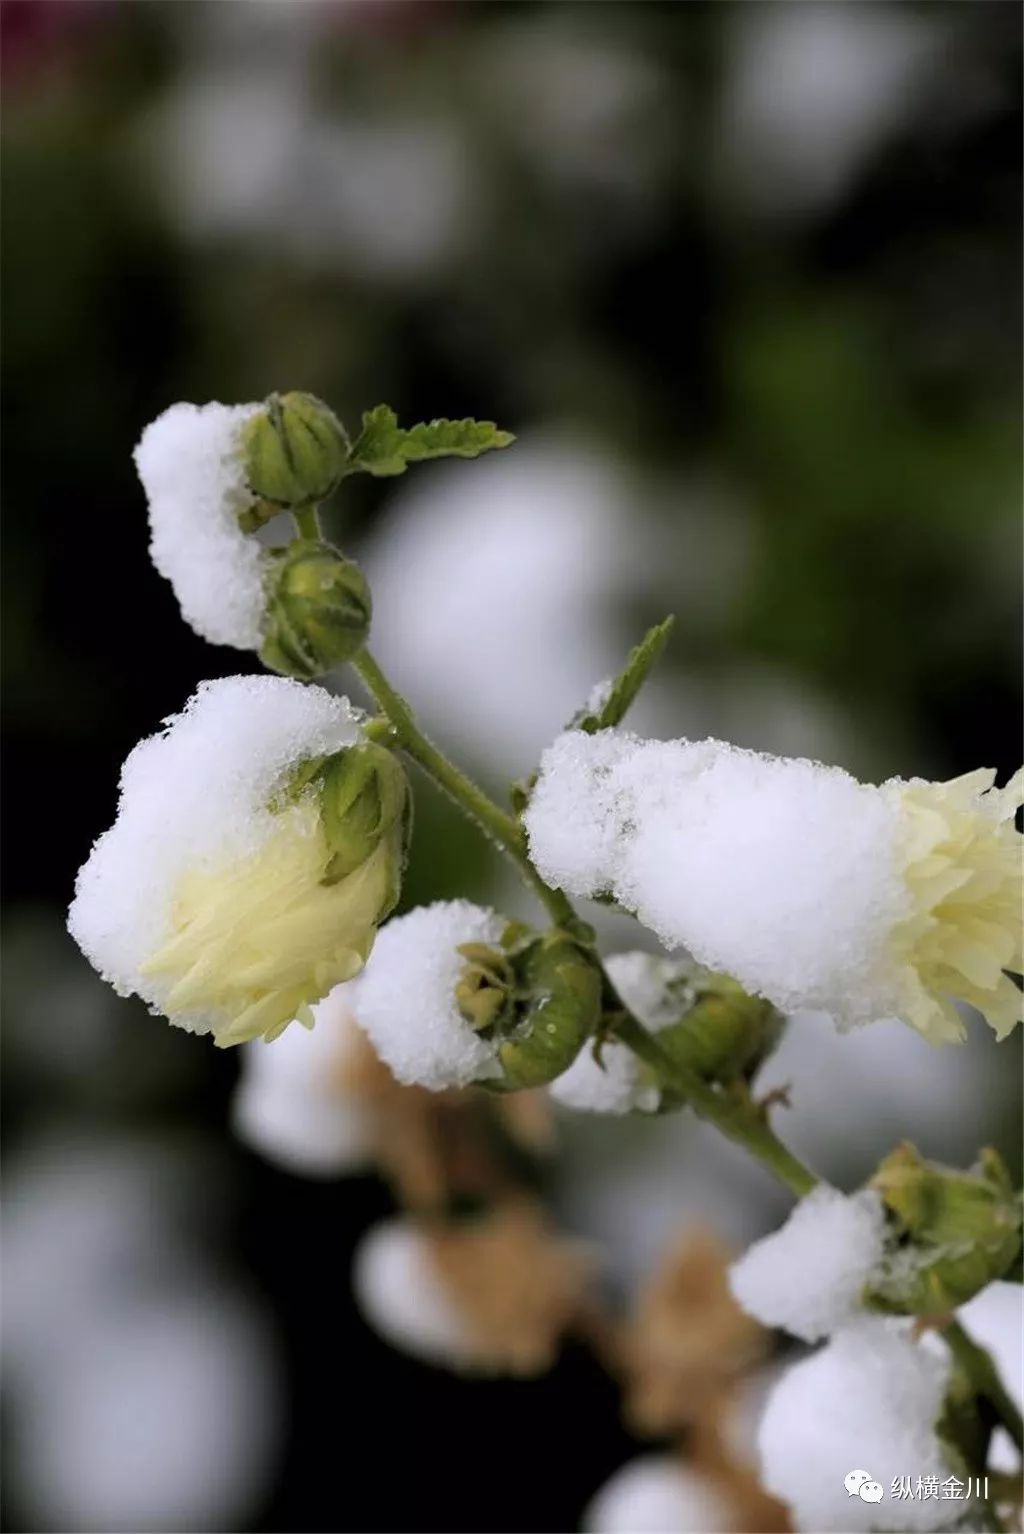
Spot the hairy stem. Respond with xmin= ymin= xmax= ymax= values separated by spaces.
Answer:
xmin=612 ymin=1010 xmax=818 ymax=1197
xmin=353 ymin=648 xmax=574 ymax=925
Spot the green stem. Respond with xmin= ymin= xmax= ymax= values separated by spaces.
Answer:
xmin=613 ymin=1009 xmax=818 ymax=1198
xmin=293 ymin=505 xmax=321 ymax=540
xmin=353 ymin=648 xmax=574 ymax=926
xmin=944 ymin=1319 xmax=1024 ymax=1455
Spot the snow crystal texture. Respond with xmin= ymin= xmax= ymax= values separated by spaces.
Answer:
xmin=135 ymin=401 xmax=266 ymax=649
xmin=730 ymin=1186 xmax=888 ymax=1342
xmin=525 ymin=730 xmax=908 ymax=1028
xmin=758 ymin=1319 xmax=958 ymax=1532
xmin=348 ymin=901 xmax=505 ymax=1090
xmin=68 ymin=676 xmax=361 ymax=1028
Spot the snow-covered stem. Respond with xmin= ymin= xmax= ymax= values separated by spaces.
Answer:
xmin=944 ymin=1318 xmax=1024 ymax=1455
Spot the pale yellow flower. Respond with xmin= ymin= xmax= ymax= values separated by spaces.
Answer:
xmin=68 ymin=676 xmax=407 ymax=1049
xmin=141 ymin=798 xmax=396 ymax=1046
xmin=887 ymin=768 xmax=1023 ymax=1043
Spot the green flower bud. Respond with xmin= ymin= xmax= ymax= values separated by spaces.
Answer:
xmin=454 ymin=926 xmax=602 ymax=1092
xmin=866 ymin=1143 xmax=1022 ymax=1315
xmin=244 ymin=391 xmax=349 ymax=510
xmin=656 ymin=971 xmax=783 ymax=1094
xmin=609 ymin=957 xmax=784 ymax=1113
xmin=317 ymin=742 xmax=411 ymax=896
xmin=261 ymin=541 xmax=372 ymax=679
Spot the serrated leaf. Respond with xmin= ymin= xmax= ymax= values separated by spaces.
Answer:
xmin=347 ymin=404 xmax=407 ymax=477
xmin=575 ymin=616 xmax=675 ymax=734
xmin=348 ymin=405 xmax=515 ymax=478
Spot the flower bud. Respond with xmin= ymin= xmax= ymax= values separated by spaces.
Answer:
xmin=655 ymin=971 xmax=784 ymax=1097
xmin=316 ymin=742 xmax=411 ymax=895
xmin=455 ymin=927 xmax=602 ymax=1092
xmin=261 ymin=542 xmax=372 ymax=679
xmin=243 ymin=391 xmax=349 ymax=509
xmin=866 ymin=1143 xmax=1022 ymax=1314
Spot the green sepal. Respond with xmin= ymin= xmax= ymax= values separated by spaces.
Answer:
xmin=318 ymin=742 xmax=410 ymax=886
xmin=347 ymin=404 xmax=515 ymax=478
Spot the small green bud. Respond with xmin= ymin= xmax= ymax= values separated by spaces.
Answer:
xmin=656 ymin=972 xmax=783 ymax=1092
xmin=317 ymin=742 xmax=411 ymax=894
xmin=611 ymin=958 xmax=783 ymax=1112
xmin=261 ymin=541 xmax=372 ymax=679
xmin=493 ymin=930 xmax=603 ymax=1091
xmin=452 ymin=927 xmax=602 ymax=1092
xmin=866 ymin=1143 xmax=1022 ymax=1315
xmin=244 ymin=391 xmax=349 ymax=510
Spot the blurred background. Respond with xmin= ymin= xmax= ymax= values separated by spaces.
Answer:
xmin=2 ymin=2 xmax=1021 ymax=1530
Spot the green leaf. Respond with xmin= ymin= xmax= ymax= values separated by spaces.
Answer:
xmin=575 ymin=616 xmax=675 ymax=734
xmin=348 ymin=405 xmax=515 ymax=478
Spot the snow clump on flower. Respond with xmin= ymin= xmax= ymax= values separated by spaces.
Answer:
xmin=729 ymin=1186 xmax=888 ymax=1342
xmin=67 ymin=676 xmax=395 ymax=1046
xmin=758 ymin=1319 xmax=961 ymax=1532
xmin=348 ymin=901 xmax=507 ymax=1090
xmin=525 ymin=730 xmax=1022 ymax=1044
xmin=135 ymin=401 xmax=266 ymax=649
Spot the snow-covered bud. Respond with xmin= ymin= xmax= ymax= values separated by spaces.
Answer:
xmin=243 ymin=391 xmax=348 ymax=510
xmin=135 ymin=400 xmax=267 ymax=649
xmin=758 ymin=1318 xmax=961 ymax=1532
xmin=525 ymin=732 xmax=1023 ymax=1045
xmin=551 ymin=952 xmax=781 ymax=1116
xmin=261 ymin=542 xmax=371 ymax=679
xmin=68 ymin=677 xmax=404 ymax=1048
xmin=729 ymin=1186 xmax=888 ymax=1343
xmin=349 ymin=903 xmax=599 ymax=1092
xmin=866 ymin=1143 xmax=1022 ymax=1314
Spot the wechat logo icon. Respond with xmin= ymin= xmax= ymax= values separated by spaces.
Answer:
xmin=845 ymin=1469 xmax=885 ymax=1504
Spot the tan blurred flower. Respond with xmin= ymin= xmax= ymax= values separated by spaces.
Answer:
xmin=622 ymin=1227 xmax=768 ymax=1436
xmin=427 ymin=1201 xmax=595 ymax=1376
